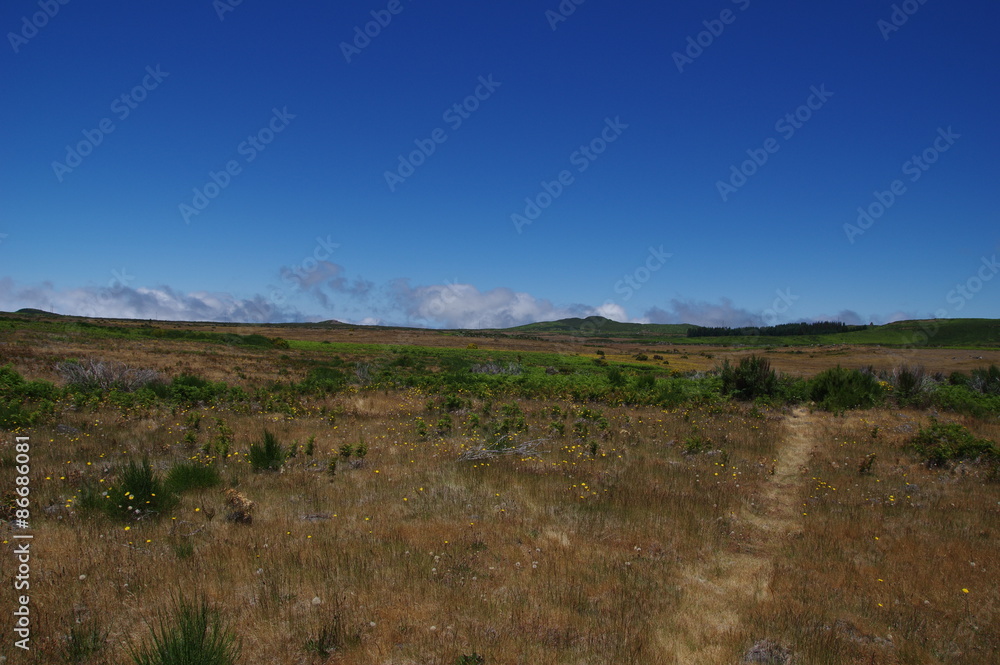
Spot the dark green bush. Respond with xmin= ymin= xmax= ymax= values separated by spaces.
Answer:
xmin=809 ymin=366 xmax=883 ymax=411
xmin=719 ymin=355 xmax=779 ymax=401
xmin=911 ymin=418 xmax=997 ymax=467
xmin=248 ymin=430 xmax=286 ymax=472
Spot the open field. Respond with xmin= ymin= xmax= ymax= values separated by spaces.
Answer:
xmin=2 ymin=313 xmax=999 ymax=664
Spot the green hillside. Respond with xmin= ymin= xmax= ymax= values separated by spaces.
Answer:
xmin=509 ymin=316 xmax=694 ymax=338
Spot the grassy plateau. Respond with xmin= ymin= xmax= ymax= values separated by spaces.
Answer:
xmin=1 ymin=311 xmax=998 ymax=664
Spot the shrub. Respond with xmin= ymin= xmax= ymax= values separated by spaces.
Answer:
xmin=911 ymin=418 xmax=997 ymax=467
xmin=606 ymin=367 xmax=626 ymax=388
xmin=634 ymin=373 xmax=656 ymax=392
xmin=168 ymin=374 xmax=227 ymax=404
xmin=719 ymin=355 xmax=778 ymax=401
xmin=248 ymin=430 xmax=286 ymax=472
xmin=105 ymin=458 xmax=177 ymax=520
xmin=57 ymin=359 xmax=162 ymax=393
xmin=165 ymin=462 xmax=221 ymax=494
xmin=889 ymin=364 xmax=934 ymax=404
xmin=931 ymin=384 xmax=1000 ymax=418
xmin=809 ymin=366 xmax=883 ymax=411
xmin=128 ymin=596 xmax=240 ymax=665
xmin=301 ymin=366 xmax=346 ymax=393
xmin=970 ymin=364 xmax=1000 ymax=395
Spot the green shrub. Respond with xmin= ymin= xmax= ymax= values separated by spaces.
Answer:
xmin=633 ymin=372 xmax=656 ymax=392
xmin=248 ymin=430 xmax=286 ymax=472
xmin=931 ymin=384 xmax=1000 ymax=418
xmin=911 ymin=418 xmax=997 ymax=467
xmin=606 ymin=367 xmax=626 ymax=388
xmin=0 ymin=400 xmax=37 ymax=430
xmin=809 ymin=366 xmax=883 ymax=411
xmin=301 ymin=366 xmax=346 ymax=393
xmin=719 ymin=355 xmax=779 ymax=401
xmin=165 ymin=462 xmax=221 ymax=494
xmin=128 ymin=596 xmax=240 ymax=665
xmin=169 ymin=374 xmax=228 ymax=404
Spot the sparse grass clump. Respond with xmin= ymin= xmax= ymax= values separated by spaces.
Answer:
xmin=165 ymin=461 xmax=222 ymax=494
xmin=104 ymin=457 xmax=177 ymax=520
xmin=128 ymin=596 xmax=240 ymax=665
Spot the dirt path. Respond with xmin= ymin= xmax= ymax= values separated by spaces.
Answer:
xmin=657 ymin=407 xmax=818 ymax=664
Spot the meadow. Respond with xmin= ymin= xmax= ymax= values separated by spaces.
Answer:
xmin=1 ymin=312 xmax=998 ymax=664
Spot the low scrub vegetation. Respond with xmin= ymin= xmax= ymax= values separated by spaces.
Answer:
xmin=1 ymin=316 xmax=998 ymax=662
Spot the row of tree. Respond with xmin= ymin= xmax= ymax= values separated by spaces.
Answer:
xmin=686 ymin=321 xmax=871 ymax=338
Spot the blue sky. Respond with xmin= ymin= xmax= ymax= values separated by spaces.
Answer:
xmin=1 ymin=0 xmax=997 ymax=328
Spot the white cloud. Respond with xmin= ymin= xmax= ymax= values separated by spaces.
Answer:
xmin=388 ymin=279 xmax=610 ymax=329
xmin=0 ymin=278 xmax=312 ymax=323
xmin=644 ymin=298 xmax=761 ymax=327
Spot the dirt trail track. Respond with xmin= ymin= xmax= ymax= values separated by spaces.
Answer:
xmin=659 ymin=407 xmax=818 ymax=664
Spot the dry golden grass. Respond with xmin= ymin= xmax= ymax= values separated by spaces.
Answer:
xmin=4 ymin=391 xmax=788 ymax=664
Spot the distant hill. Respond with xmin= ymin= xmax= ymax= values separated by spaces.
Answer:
xmin=505 ymin=316 xmax=1000 ymax=348
xmin=508 ymin=315 xmax=694 ymax=337
xmin=15 ymin=308 xmax=59 ymax=316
